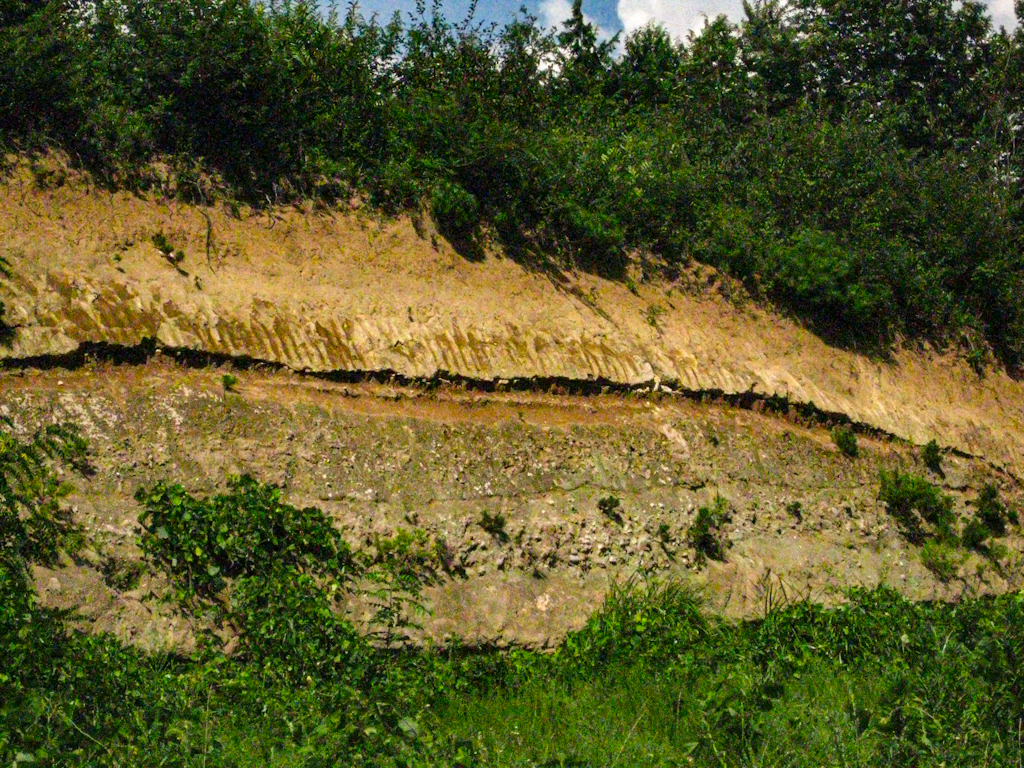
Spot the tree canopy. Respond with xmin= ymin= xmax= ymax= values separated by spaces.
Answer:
xmin=1 ymin=0 xmax=1022 ymax=365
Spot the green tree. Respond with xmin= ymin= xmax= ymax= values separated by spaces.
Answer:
xmin=496 ymin=11 xmax=554 ymax=127
xmin=741 ymin=0 xmax=804 ymax=114
xmin=789 ymin=0 xmax=996 ymax=150
xmin=552 ymin=0 xmax=618 ymax=112
xmin=678 ymin=15 xmax=752 ymax=131
xmin=614 ymin=23 xmax=682 ymax=111
xmin=0 ymin=1 xmax=78 ymax=147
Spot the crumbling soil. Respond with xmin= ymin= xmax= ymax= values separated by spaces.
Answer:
xmin=2 ymin=157 xmax=1023 ymax=475
xmin=2 ymin=156 xmax=1022 ymax=650
xmin=4 ymin=360 xmax=1019 ymax=650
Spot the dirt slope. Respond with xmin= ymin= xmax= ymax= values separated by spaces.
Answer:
xmin=2 ymin=160 xmax=1023 ymax=649
xmin=2 ymin=162 xmax=1023 ymax=476
xmin=5 ymin=361 xmax=1021 ymax=651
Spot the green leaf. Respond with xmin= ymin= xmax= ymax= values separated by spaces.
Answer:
xmin=398 ymin=717 xmax=420 ymax=739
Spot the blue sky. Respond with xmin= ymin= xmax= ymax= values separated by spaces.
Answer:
xmin=328 ymin=0 xmax=1018 ymax=40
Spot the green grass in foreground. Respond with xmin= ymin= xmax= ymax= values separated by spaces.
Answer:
xmin=3 ymin=428 xmax=1024 ymax=767
xmin=5 ymin=577 xmax=1024 ymax=767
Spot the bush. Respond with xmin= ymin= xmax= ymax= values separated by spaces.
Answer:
xmin=557 ymin=578 xmax=708 ymax=675
xmin=231 ymin=567 xmax=365 ymax=682
xmin=0 ymin=419 xmax=88 ymax=570
xmin=361 ymin=528 xmax=441 ymax=647
xmin=135 ymin=475 xmax=355 ymax=602
xmin=831 ymin=425 xmax=858 ymax=458
xmin=431 ymin=179 xmax=479 ymax=244
xmin=878 ymin=470 xmax=956 ymax=544
xmin=769 ymin=229 xmax=891 ymax=342
xmin=688 ymin=495 xmax=731 ymax=564
xmin=921 ymin=439 xmax=942 ymax=473
xmin=558 ymin=203 xmax=627 ymax=276
xmin=976 ymin=483 xmax=1008 ymax=536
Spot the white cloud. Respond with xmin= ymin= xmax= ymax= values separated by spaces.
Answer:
xmin=539 ymin=0 xmax=615 ymax=39
xmin=617 ymin=0 xmax=743 ymax=40
xmin=538 ymin=0 xmax=573 ymax=28
xmin=616 ymin=0 xmax=1017 ymax=41
xmin=987 ymin=0 xmax=1019 ymax=30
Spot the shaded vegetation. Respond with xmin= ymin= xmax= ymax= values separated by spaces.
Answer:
xmin=1 ymin=0 xmax=1023 ymax=363
xmin=922 ymin=439 xmax=943 ymax=474
xmin=832 ymin=424 xmax=859 ymax=458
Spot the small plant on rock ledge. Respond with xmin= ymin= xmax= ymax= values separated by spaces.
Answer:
xmin=786 ymin=501 xmax=803 ymax=524
xmin=921 ymin=439 xmax=943 ymax=474
xmin=688 ymin=495 xmax=731 ymax=565
xmin=921 ymin=539 xmax=961 ymax=582
xmin=831 ymin=425 xmax=858 ymax=458
xmin=656 ymin=522 xmax=671 ymax=543
xmin=879 ymin=469 xmax=956 ymax=545
xmin=0 ymin=253 xmax=11 ymax=335
xmin=961 ymin=518 xmax=990 ymax=553
xmin=598 ymin=495 xmax=623 ymax=524
xmin=100 ymin=556 xmax=146 ymax=591
xmin=151 ymin=231 xmax=186 ymax=271
xmin=977 ymin=483 xmax=1012 ymax=535
xmin=479 ymin=510 xmax=508 ymax=542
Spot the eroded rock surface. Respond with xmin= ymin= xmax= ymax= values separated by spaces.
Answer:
xmin=3 ymin=165 xmax=1024 ymax=649
xmin=2 ymin=170 xmax=1023 ymax=476
xmin=3 ymin=364 xmax=1020 ymax=649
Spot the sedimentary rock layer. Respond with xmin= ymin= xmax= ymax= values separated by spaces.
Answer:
xmin=2 ymin=170 xmax=1022 ymax=474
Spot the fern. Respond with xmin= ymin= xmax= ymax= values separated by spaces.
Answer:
xmin=0 ymin=418 xmax=89 ymax=572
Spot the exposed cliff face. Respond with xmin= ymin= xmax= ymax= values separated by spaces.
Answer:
xmin=2 ymin=162 xmax=1023 ymax=649
xmin=6 ymin=362 xmax=1021 ymax=651
xmin=2 ymin=165 xmax=1022 ymax=476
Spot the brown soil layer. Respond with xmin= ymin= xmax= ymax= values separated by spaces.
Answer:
xmin=2 ymin=160 xmax=1023 ymax=476
xmin=2 ymin=159 xmax=1023 ymax=650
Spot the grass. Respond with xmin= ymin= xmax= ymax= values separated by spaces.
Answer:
xmin=6 ymin=561 xmax=1024 ymax=768
xmin=921 ymin=539 xmax=962 ymax=581
xmin=5 ymin=427 xmax=1024 ymax=768
xmin=439 ymin=660 xmax=890 ymax=767
xmin=8 ymin=578 xmax=1024 ymax=767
